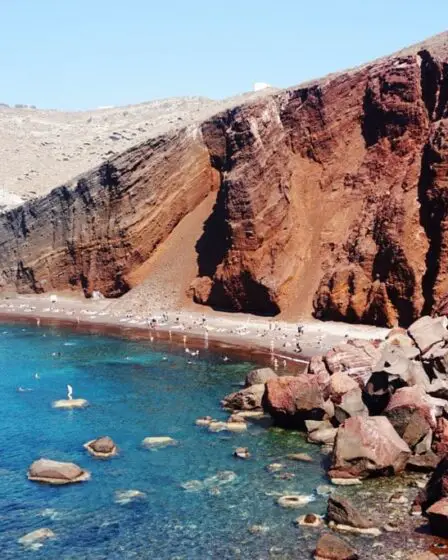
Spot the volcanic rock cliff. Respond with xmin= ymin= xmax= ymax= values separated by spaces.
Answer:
xmin=1 ymin=32 xmax=448 ymax=327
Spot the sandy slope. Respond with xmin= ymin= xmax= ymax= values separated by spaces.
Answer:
xmin=0 ymin=91 xmax=272 ymax=211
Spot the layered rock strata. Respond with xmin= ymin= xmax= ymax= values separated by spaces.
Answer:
xmin=1 ymin=34 xmax=448 ymax=326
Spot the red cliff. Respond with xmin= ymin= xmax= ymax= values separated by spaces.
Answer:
xmin=1 ymin=33 xmax=448 ymax=327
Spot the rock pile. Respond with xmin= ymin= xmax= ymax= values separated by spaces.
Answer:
xmin=249 ymin=316 xmax=448 ymax=481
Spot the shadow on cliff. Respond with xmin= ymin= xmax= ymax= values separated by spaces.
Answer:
xmin=194 ymin=182 xmax=280 ymax=316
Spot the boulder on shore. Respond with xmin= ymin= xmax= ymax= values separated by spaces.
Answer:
xmin=326 ymin=495 xmax=376 ymax=529
xmin=426 ymin=497 xmax=448 ymax=537
xmin=384 ymin=386 xmax=435 ymax=449
xmin=245 ymin=367 xmax=277 ymax=387
xmin=221 ymin=384 xmax=265 ymax=410
xmin=414 ymin=455 xmax=448 ymax=511
xmin=84 ymin=436 xmax=117 ymax=458
xmin=263 ymin=375 xmax=327 ymax=428
xmin=329 ymin=416 xmax=411 ymax=479
xmin=408 ymin=316 xmax=448 ymax=354
xmin=314 ymin=532 xmax=358 ymax=560
xmin=28 ymin=458 xmax=90 ymax=485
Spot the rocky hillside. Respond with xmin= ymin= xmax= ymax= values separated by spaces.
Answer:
xmin=0 ymin=32 xmax=448 ymax=327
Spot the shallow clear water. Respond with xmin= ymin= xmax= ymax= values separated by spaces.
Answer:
xmin=0 ymin=323 xmax=329 ymax=559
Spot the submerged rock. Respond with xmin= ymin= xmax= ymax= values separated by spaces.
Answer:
xmin=52 ymin=398 xmax=89 ymax=409
xmin=248 ymin=524 xmax=269 ymax=534
xmin=141 ymin=436 xmax=177 ymax=449
xmin=114 ymin=489 xmax=146 ymax=505
xmin=208 ymin=420 xmax=247 ymax=432
xmin=84 ymin=436 xmax=117 ymax=458
xmin=233 ymin=447 xmax=250 ymax=459
xmin=287 ymin=452 xmax=313 ymax=462
xmin=277 ymin=494 xmax=314 ymax=508
xmin=180 ymin=480 xmax=203 ymax=492
xmin=27 ymin=458 xmax=90 ymax=485
xmin=18 ymin=528 xmax=55 ymax=548
xmin=195 ymin=416 xmax=213 ymax=426
xmin=295 ymin=513 xmax=323 ymax=528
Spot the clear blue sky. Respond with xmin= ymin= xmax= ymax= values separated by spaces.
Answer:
xmin=0 ymin=0 xmax=446 ymax=110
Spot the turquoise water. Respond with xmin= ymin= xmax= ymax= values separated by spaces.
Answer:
xmin=0 ymin=323 xmax=328 ymax=559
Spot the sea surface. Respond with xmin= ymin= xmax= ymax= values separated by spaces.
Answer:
xmin=0 ymin=323 xmax=329 ymax=559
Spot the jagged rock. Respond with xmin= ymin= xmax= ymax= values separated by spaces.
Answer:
xmin=314 ymin=533 xmax=358 ymax=560
xmin=323 ymin=341 xmax=379 ymax=385
xmin=327 ymin=495 xmax=376 ymax=528
xmin=245 ymin=367 xmax=277 ymax=387
xmin=407 ymin=451 xmax=440 ymax=472
xmin=222 ymin=384 xmax=265 ymax=410
xmin=329 ymin=372 xmax=359 ymax=397
xmin=263 ymin=375 xmax=327 ymax=428
xmin=384 ymin=386 xmax=435 ymax=448
xmin=195 ymin=416 xmax=213 ymax=426
xmin=427 ymin=498 xmax=448 ymax=537
xmin=414 ymin=455 xmax=448 ymax=511
xmin=433 ymin=417 xmax=448 ymax=455
xmin=307 ymin=420 xmax=338 ymax=445
xmin=329 ymin=416 xmax=411 ymax=479
xmin=28 ymin=458 xmax=90 ymax=485
xmin=373 ymin=345 xmax=430 ymax=388
xmin=333 ymin=388 xmax=368 ymax=424
xmin=308 ymin=356 xmax=332 ymax=386
xmin=408 ymin=316 xmax=448 ymax=354
xmin=84 ymin=436 xmax=117 ymax=458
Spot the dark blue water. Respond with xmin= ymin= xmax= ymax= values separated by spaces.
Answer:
xmin=0 ymin=323 xmax=328 ymax=559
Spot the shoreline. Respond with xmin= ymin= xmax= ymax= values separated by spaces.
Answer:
xmin=0 ymin=294 xmax=389 ymax=369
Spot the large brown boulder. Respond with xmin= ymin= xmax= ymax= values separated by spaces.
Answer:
xmin=28 ymin=459 xmax=90 ymax=485
xmin=245 ymin=367 xmax=277 ymax=387
xmin=329 ymin=416 xmax=411 ymax=479
xmin=314 ymin=533 xmax=358 ymax=560
xmin=222 ymin=384 xmax=265 ymax=410
xmin=263 ymin=375 xmax=327 ymax=428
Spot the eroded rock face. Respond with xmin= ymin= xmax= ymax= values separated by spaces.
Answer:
xmin=0 ymin=35 xmax=447 ymax=326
